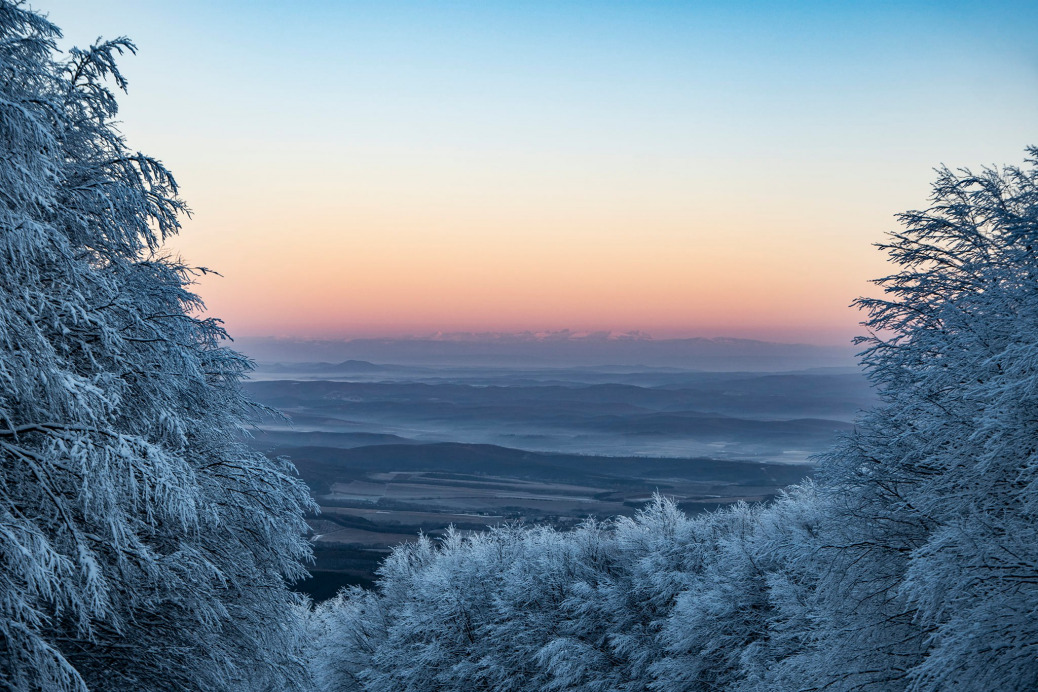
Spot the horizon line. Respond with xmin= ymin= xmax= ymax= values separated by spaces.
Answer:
xmin=230 ymin=330 xmax=861 ymax=348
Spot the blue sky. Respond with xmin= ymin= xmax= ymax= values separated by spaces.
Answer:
xmin=38 ymin=1 xmax=1038 ymax=343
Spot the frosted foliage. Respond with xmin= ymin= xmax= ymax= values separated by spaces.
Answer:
xmin=792 ymin=150 xmax=1038 ymax=691
xmin=307 ymin=497 xmax=822 ymax=691
xmin=0 ymin=3 xmax=314 ymax=690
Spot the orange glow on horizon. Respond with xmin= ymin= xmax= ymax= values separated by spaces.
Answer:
xmin=171 ymin=168 xmax=890 ymax=347
xmin=46 ymin=0 xmax=1038 ymax=349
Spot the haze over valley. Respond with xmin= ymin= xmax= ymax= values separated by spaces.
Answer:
xmin=241 ymin=337 xmax=874 ymax=598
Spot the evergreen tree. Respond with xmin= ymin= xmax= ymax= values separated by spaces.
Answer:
xmin=0 ymin=3 xmax=314 ymax=689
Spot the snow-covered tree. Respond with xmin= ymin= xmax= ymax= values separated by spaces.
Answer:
xmin=652 ymin=501 xmax=781 ymax=691
xmin=0 ymin=3 xmax=314 ymax=690
xmin=789 ymin=151 xmax=1038 ymax=691
xmin=308 ymin=500 xmax=780 ymax=691
xmin=869 ymin=153 xmax=1038 ymax=691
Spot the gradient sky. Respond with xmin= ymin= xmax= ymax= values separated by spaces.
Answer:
xmin=41 ymin=1 xmax=1038 ymax=344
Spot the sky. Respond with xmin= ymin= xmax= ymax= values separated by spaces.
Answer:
xmin=41 ymin=1 xmax=1038 ymax=345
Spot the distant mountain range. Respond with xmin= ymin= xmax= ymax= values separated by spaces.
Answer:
xmin=236 ymin=335 xmax=859 ymax=371
xmin=259 ymin=359 xmax=391 ymax=375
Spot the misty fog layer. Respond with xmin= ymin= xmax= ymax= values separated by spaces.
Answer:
xmin=238 ymin=334 xmax=858 ymax=370
xmin=246 ymin=360 xmax=873 ymax=462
